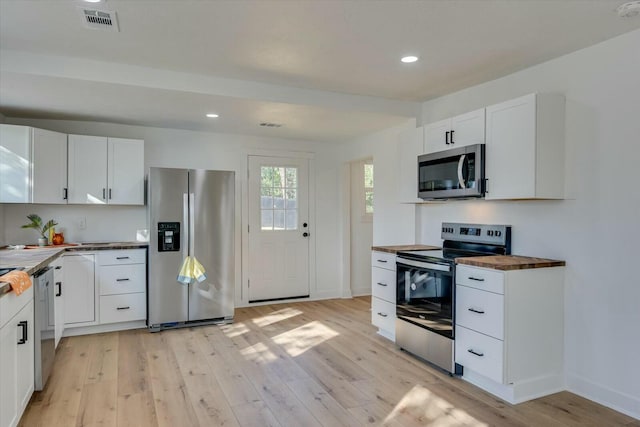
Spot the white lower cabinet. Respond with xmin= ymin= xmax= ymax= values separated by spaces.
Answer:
xmin=62 ymin=248 xmax=147 ymax=336
xmin=0 ymin=294 xmax=34 ymax=427
xmin=371 ymin=251 xmax=396 ymax=341
xmin=51 ymin=258 xmax=65 ymax=347
xmin=99 ymin=293 xmax=146 ymax=324
xmin=97 ymin=249 xmax=146 ymax=324
xmin=63 ymin=253 xmax=96 ymax=326
xmin=455 ymin=264 xmax=564 ymax=404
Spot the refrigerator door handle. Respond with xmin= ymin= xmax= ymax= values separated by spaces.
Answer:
xmin=189 ymin=193 xmax=196 ymax=256
xmin=183 ymin=193 xmax=189 ymax=258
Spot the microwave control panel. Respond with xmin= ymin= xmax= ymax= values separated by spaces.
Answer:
xmin=158 ymin=222 xmax=180 ymax=252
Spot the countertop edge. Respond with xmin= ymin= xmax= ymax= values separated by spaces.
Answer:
xmin=455 ymin=256 xmax=566 ymax=271
xmin=371 ymin=245 xmax=441 ymax=254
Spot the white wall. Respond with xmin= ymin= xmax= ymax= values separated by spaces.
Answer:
xmin=417 ymin=29 xmax=640 ymax=418
xmin=1 ymin=118 xmax=344 ymax=306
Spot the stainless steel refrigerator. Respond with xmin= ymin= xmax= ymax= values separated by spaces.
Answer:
xmin=147 ymin=167 xmax=235 ymax=331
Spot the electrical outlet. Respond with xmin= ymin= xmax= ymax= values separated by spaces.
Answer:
xmin=78 ymin=217 xmax=87 ymax=230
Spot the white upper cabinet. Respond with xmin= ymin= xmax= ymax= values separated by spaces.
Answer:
xmin=68 ymin=135 xmax=108 ymax=204
xmin=32 ymin=128 xmax=68 ymax=204
xmin=396 ymin=126 xmax=423 ymax=203
xmin=107 ymin=138 xmax=144 ymax=205
xmin=485 ymin=93 xmax=565 ymax=200
xmin=0 ymin=125 xmax=68 ymax=204
xmin=0 ymin=124 xmax=31 ymax=203
xmin=68 ymin=135 xmax=144 ymax=205
xmin=424 ymin=108 xmax=485 ymax=154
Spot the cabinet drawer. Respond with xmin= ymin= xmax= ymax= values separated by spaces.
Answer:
xmin=99 ymin=293 xmax=146 ymax=324
xmin=456 ymin=285 xmax=504 ymax=340
xmin=372 ymin=267 xmax=395 ymax=303
xmin=98 ymin=249 xmax=146 ymax=266
xmin=455 ymin=325 xmax=504 ymax=384
xmin=371 ymin=297 xmax=395 ymax=333
xmin=99 ymin=264 xmax=146 ymax=295
xmin=456 ymin=265 xmax=504 ymax=294
xmin=371 ymin=251 xmax=396 ymax=272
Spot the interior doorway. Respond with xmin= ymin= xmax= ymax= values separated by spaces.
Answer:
xmin=349 ymin=158 xmax=374 ymax=296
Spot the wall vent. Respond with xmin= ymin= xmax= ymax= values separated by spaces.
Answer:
xmin=78 ymin=7 xmax=119 ymax=31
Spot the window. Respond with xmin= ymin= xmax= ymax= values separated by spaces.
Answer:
xmin=260 ymin=166 xmax=298 ymax=230
xmin=364 ymin=161 xmax=374 ymax=215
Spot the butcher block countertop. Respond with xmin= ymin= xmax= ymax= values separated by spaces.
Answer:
xmin=456 ymin=255 xmax=566 ymax=271
xmin=371 ymin=244 xmax=440 ymax=254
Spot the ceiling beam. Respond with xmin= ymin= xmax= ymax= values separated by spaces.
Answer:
xmin=1 ymin=49 xmax=420 ymax=118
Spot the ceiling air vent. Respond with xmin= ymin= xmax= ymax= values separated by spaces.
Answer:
xmin=260 ymin=122 xmax=283 ymax=128
xmin=78 ymin=7 xmax=119 ymax=31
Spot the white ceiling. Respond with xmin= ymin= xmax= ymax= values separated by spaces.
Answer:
xmin=1 ymin=0 xmax=639 ymax=142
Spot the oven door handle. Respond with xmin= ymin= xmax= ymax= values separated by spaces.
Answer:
xmin=396 ymin=258 xmax=451 ymax=272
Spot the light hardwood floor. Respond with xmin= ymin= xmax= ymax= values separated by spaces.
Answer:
xmin=20 ymin=296 xmax=639 ymax=427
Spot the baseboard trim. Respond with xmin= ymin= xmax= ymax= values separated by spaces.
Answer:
xmin=350 ymin=287 xmax=371 ymax=297
xmin=566 ymin=372 xmax=640 ymax=420
xmin=62 ymin=320 xmax=146 ymax=337
xmin=462 ymin=369 xmax=564 ymax=404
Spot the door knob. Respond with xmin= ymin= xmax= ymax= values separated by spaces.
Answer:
xmin=303 ymin=222 xmax=308 ymax=228
xmin=303 ymin=232 xmax=309 ymax=237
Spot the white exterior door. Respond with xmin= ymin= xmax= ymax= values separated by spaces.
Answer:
xmin=248 ymin=156 xmax=310 ymax=302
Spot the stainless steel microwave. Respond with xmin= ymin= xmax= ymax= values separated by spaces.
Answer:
xmin=418 ymin=144 xmax=485 ymax=200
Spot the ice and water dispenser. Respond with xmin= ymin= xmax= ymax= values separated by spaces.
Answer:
xmin=157 ymin=222 xmax=180 ymax=252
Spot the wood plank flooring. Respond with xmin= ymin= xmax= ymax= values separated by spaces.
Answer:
xmin=19 ymin=296 xmax=638 ymax=427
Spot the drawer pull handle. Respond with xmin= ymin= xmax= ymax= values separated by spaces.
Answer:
xmin=468 ymin=349 xmax=484 ymax=357
xmin=116 ymin=256 xmax=130 ymax=260
xmin=468 ymin=277 xmax=485 ymax=282
xmin=55 ymin=281 xmax=62 ymax=297
xmin=116 ymin=278 xmax=130 ymax=282
xmin=55 ymin=266 xmax=62 ymax=270
xmin=377 ymin=259 xmax=388 ymax=263
xmin=117 ymin=306 xmax=131 ymax=310
xmin=17 ymin=321 xmax=28 ymax=344
xmin=377 ymin=312 xmax=388 ymax=318
xmin=468 ymin=307 xmax=485 ymax=314
xmin=377 ymin=282 xmax=387 ymax=287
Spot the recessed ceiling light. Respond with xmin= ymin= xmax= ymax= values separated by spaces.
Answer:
xmin=206 ymin=113 xmax=219 ymax=118
xmin=617 ymin=1 xmax=640 ymax=17
xmin=401 ymin=55 xmax=419 ymax=63
xmin=83 ymin=0 xmax=104 ymax=3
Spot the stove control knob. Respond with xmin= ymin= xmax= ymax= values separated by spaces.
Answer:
xmin=410 ymin=283 xmax=417 ymax=291
xmin=487 ymin=230 xmax=494 ymax=236
xmin=496 ymin=231 xmax=502 ymax=237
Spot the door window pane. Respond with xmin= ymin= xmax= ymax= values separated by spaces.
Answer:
xmin=364 ymin=162 xmax=374 ymax=215
xmin=260 ymin=166 xmax=298 ymax=231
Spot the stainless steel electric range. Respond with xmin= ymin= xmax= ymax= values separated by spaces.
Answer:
xmin=395 ymin=222 xmax=511 ymax=374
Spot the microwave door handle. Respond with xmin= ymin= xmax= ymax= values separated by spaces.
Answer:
xmin=457 ymin=154 xmax=466 ymax=188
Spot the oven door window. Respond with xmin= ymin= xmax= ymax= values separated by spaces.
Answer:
xmin=397 ymin=264 xmax=453 ymax=338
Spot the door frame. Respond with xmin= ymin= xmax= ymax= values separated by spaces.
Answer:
xmin=239 ymin=149 xmax=316 ymax=307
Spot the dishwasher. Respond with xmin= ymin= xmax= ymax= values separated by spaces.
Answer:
xmin=33 ymin=266 xmax=55 ymax=390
